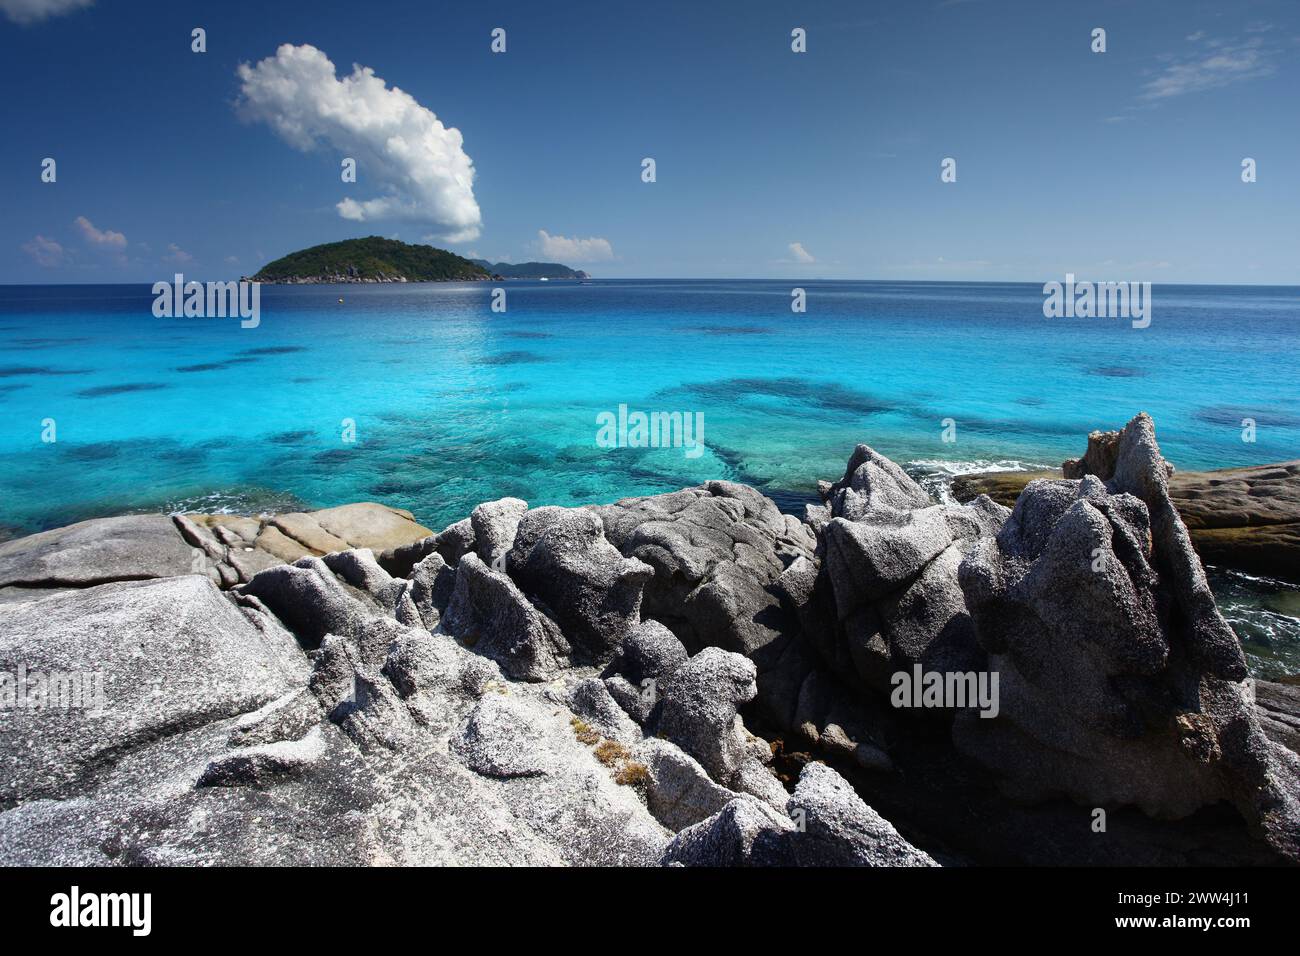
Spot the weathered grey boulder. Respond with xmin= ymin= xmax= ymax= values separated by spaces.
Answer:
xmin=434 ymin=518 xmax=476 ymax=565
xmin=441 ymin=553 xmax=570 ymax=681
xmin=309 ymin=635 xmax=419 ymax=752
xmin=634 ymin=737 xmax=740 ymax=832
xmin=378 ymin=516 xmax=475 ymax=577
xmin=612 ymin=618 xmax=689 ymax=685
xmin=782 ymin=762 xmax=937 ymax=867
xmin=0 ymin=575 xmax=307 ymax=806
xmin=660 ymin=762 xmax=937 ymax=867
xmin=594 ymin=481 xmax=814 ymax=657
xmin=471 ymin=497 xmax=528 ymax=565
xmin=452 ymin=694 xmax=549 ymax=779
xmin=507 ymin=506 xmax=653 ymax=664
xmin=239 ymin=557 xmax=377 ymax=648
xmin=657 ymin=646 xmax=760 ymax=784
xmin=811 ymin=442 xmax=934 ymax=527
xmin=772 ymin=444 xmax=1002 ymax=761
xmin=732 ymin=753 xmax=790 ymax=810
xmin=605 ymin=673 xmax=655 ymax=725
xmin=823 ymin=508 xmax=954 ymax=610
xmin=567 ymin=677 xmax=641 ymax=746
xmin=956 ymin=412 xmax=1300 ymax=859
xmin=658 ymin=797 xmax=795 ymax=867
xmin=322 ymin=548 xmax=420 ymax=624
xmin=406 ymin=551 xmax=455 ymax=628
xmin=382 ymin=627 xmax=469 ymax=701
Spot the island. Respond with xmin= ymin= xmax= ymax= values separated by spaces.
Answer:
xmin=252 ymin=237 xmax=588 ymax=284
xmin=470 ymin=259 xmax=590 ymax=280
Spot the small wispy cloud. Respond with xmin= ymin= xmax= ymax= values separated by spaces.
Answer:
xmin=0 ymin=0 xmax=93 ymax=25
xmin=70 ymin=215 xmax=128 ymax=267
xmin=536 ymin=230 xmax=613 ymax=263
xmin=164 ymin=243 xmax=193 ymax=264
xmin=73 ymin=215 xmax=126 ymax=250
xmin=788 ymin=242 xmax=815 ymax=264
xmin=21 ymin=235 xmax=64 ymax=268
xmin=1139 ymin=32 xmax=1279 ymax=102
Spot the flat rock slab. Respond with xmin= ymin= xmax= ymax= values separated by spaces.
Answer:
xmin=0 ymin=505 xmax=436 ymax=598
xmin=0 ymin=575 xmax=308 ymax=806
xmin=196 ymin=503 xmax=433 ymax=567
xmin=0 ymin=514 xmax=197 ymax=589
xmin=309 ymin=502 xmax=433 ymax=552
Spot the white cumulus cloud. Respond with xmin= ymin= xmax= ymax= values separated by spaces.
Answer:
xmin=537 ymin=230 xmax=613 ymax=263
xmin=788 ymin=241 xmax=815 ymax=264
xmin=236 ymin=43 xmax=482 ymax=242
xmin=73 ymin=215 xmax=126 ymax=249
xmin=0 ymin=0 xmax=93 ymax=25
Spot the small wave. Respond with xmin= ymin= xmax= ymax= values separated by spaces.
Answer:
xmin=1206 ymin=565 xmax=1299 ymax=591
xmin=1206 ymin=567 xmax=1300 ymax=680
xmin=158 ymin=488 xmax=313 ymax=518
xmin=905 ymin=458 xmax=1051 ymax=504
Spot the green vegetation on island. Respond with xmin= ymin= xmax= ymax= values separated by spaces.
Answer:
xmin=470 ymin=259 xmax=590 ymax=280
xmin=253 ymin=237 xmax=492 ymax=284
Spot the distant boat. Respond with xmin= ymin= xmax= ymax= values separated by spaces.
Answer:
xmin=539 ymin=277 xmax=549 ymax=282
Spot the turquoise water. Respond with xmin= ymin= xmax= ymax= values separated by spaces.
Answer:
xmin=1 ymin=280 xmax=1297 ymax=535
xmin=3 ymin=279 xmax=1297 ymax=674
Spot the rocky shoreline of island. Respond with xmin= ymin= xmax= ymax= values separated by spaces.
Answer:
xmin=1 ymin=413 xmax=1297 ymax=866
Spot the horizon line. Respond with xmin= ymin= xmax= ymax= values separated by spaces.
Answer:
xmin=2 ymin=277 xmax=1298 ymax=289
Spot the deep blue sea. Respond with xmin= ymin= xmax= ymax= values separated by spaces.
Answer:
xmin=1 ymin=279 xmax=1297 ymax=673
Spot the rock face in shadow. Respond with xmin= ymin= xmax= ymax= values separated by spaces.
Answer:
xmin=593 ymin=481 xmax=815 ymax=657
xmin=952 ymin=459 xmax=1300 ymax=586
xmin=658 ymin=761 xmax=937 ymax=867
xmin=956 ymin=413 xmax=1300 ymax=859
xmin=441 ymin=553 xmax=571 ymax=682
xmin=507 ymin=506 xmax=654 ymax=665
xmin=1256 ymin=679 xmax=1300 ymax=756
xmin=756 ymin=443 xmax=1008 ymax=771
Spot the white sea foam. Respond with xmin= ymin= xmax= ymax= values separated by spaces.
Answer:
xmin=905 ymin=458 xmax=1051 ymax=504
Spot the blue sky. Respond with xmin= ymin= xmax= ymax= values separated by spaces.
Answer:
xmin=1 ymin=0 xmax=1297 ymax=283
